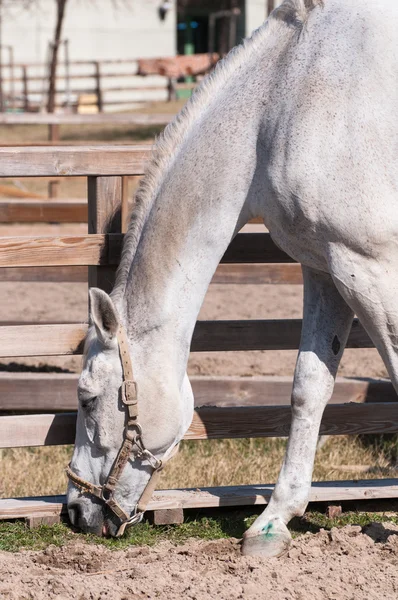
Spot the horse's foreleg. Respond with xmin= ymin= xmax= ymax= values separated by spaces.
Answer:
xmin=242 ymin=266 xmax=354 ymax=557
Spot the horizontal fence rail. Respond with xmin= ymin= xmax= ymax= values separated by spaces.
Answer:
xmin=1 ymin=403 xmax=398 ymax=449
xmin=0 ymin=145 xmax=150 ymax=177
xmin=0 ymin=114 xmax=171 ymax=126
xmin=0 ymin=374 xmax=394 ymax=412
xmin=0 ymin=233 xmax=292 ymax=267
xmin=0 ymin=200 xmax=87 ymax=223
xmin=0 ymin=264 xmax=303 ymax=285
xmin=0 ymin=319 xmax=373 ymax=358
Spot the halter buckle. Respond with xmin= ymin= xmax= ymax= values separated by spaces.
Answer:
xmin=121 ymin=380 xmax=137 ymax=405
xmin=125 ymin=422 xmax=143 ymax=443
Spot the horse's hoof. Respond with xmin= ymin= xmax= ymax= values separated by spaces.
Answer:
xmin=241 ymin=519 xmax=292 ymax=558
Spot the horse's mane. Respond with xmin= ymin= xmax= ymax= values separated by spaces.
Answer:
xmin=110 ymin=0 xmax=322 ymax=304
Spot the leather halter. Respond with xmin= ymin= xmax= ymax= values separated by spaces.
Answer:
xmin=66 ymin=323 xmax=179 ymax=537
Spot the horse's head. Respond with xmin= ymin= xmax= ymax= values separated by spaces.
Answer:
xmin=66 ymin=287 xmax=192 ymax=537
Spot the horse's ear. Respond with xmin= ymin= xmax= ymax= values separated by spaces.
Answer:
xmin=89 ymin=288 xmax=119 ymax=347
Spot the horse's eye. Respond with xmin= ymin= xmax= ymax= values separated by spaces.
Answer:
xmin=78 ymin=391 xmax=97 ymax=412
xmin=81 ymin=396 xmax=97 ymax=411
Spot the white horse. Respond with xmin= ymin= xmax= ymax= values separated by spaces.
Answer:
xmin=67 ymin=0 xmax=397 ymax=557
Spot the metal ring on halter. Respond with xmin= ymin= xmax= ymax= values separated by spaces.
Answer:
xmin=101 ymin=487 xmax=113 ymax=502
xmin=141 ymin=450 xmax=162 ymax=470
xmin=115 ymin=508 xmax=144 ymax=537
xmin=125 ymin=423 xmax=143 ymax=443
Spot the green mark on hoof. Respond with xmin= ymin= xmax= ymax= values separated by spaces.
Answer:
xmin=262 ymin=522 xmax=276 ymax=539
xmin=242 ymin=520 xmax=292 ymax=558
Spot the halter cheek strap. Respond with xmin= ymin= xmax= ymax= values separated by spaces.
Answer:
xmin=66 ymin=322 xmax=179 ymax=537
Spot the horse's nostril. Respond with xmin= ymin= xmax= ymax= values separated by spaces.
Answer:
xmin=68 ymin=502 xmax=82 ymax=527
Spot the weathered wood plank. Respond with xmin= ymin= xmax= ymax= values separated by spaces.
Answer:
xmin=0 ymin=234 xmax=107 ymax=267
xmin=0 ymin=263 xmax=302 ymax=285
xmin=0 ymin=113 xmax=171 ymax=126
xmin=0 ymin=200 xmax=264 ymax=229
xmin=1 ymin=403 xmax=397 ymax=448
xmin=88 ymin=176 xmax=122 ymax=293
xmin=26 ymin=515 xmax=61 ymax=528
xmin=0 ymin=413 xmax=77 ymax=447
xmin=0 ymin=266 xmax=88 ymax=282
xmin=1 ymin=479 xmax=398 ymax=520
xmin=0 ymin=324 xmax=87 ymax=357
xmin=0 ymin=200 xmax=87 ymax=223
xmin=192 ymin=376 xmax=396 ymax=407
xmin=0 ymin=319 xmax=373 ymax=357
xmin=191 ymin=318 xmax=373 ymax=351
xmin=212 ymin=264 xmax=302 ymax=285
xmin=0 ymin=374 xmax=394 ymax=412
xmin=0 ymin=233 xmax=292 ymax=267
xmin=0 ymin=146 xmax=150 ymax=177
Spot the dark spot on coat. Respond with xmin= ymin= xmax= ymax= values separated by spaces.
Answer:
xmin=332 ymin=335 xmax=341 ymax=355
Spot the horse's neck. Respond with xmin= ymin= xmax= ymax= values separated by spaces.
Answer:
xmin=121 ymin=118 xmax=260 ymax=365
xmin=117 ymin=24 xmax=287 ymax=378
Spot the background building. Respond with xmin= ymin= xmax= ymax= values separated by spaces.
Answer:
xmin=2 ymin=0 xmax=176 ymax=63
xmin=1 ymin=0 xmax=277 ymax=64
xmin=0 ymin=0 xmax=279 ymax=110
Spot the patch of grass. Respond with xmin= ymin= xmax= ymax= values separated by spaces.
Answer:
xmin=1 ymin=509 xmax=397 ymax=553
xmin=0 ymin=511 xmax=250 ymax=553
xmin=0 ymin=521 xmax=75 ymax=552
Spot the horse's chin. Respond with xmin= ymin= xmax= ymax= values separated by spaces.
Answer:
xmin=102 ymin=514 xmax=127 ymax=538
xmin=102 ymin=518 xmax=119 ymax=537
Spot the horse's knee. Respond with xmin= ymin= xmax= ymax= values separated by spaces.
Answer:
xmin=291 ymin=360 xmax=334 ymax=414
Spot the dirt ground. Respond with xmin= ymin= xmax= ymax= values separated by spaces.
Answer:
xmin=1 ymin=523 xmax=398 ymax=600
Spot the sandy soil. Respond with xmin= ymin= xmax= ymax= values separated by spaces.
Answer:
xmin=1 ymin=523 xmax=398 ymax=600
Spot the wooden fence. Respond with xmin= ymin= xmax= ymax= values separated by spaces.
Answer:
xmin=0 ymin=144 xmax=397 ymax=524
xmin=0 ymin=56 xmax=211 ymax=113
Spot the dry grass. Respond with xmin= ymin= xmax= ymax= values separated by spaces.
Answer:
xmin=1 ymin=435 xmax=397 ymax=499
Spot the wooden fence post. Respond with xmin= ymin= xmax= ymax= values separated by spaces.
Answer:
xmin=121 ymin=175 xmax=130 ymax=233
xmin=88 ymin=175 xmax=122 ymax=294
xmin=94 ymin=61 xmax=103 ymax=113
xmin=22 ymin=65 xmax=29 ymax=112
xmin=48 ymin=123 xmax=60 ymax=198
xmin=167 ymin=77 xmax=176 ymax=102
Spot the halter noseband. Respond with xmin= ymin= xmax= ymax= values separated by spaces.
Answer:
xmin=66 ymin=322 xmax=179 ymax=537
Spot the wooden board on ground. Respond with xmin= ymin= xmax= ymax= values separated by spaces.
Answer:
xmin=1 ymin=402 xmax=398 ymax=448
xmin=1 ymin=479 xmax=398 ymax=521
xmin=0 ymin=374 xmax=394 ymax=412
